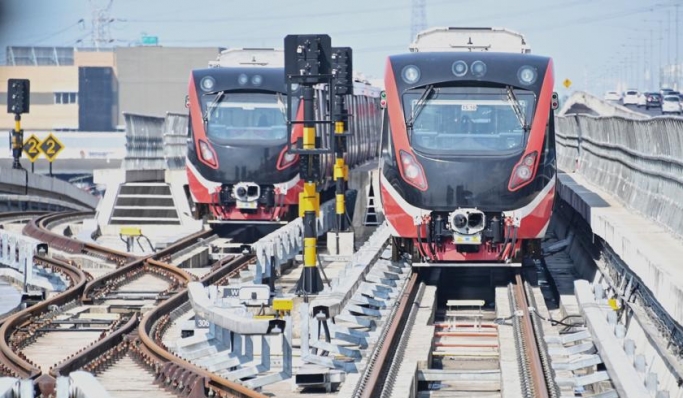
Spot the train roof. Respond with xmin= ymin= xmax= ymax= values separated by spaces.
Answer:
xmin=192 ymin=66 xmax=382 ymax=97
xmin=387 ymin=52 xmax=552 ymax=92
xmin=209 ymin=48 xmax=284 ymax=68
xmin=410 ymin=27 xmax=531 ymax=54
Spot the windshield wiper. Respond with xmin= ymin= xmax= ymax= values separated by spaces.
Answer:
xmin=506 ymin=86 xmax=530 ymax=132
xmin=203 ymin=91 xmax=225 ymax=123
xmin=276 ymin=93 xmax=287 ymax=119
xmin=406 ymin=85 xmax=435 ymax=129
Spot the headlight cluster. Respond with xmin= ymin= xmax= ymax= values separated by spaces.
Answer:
xmin=399 ymin=61 xmax=539 ymax=86
xmin=199 ymin=73 xmax=265 ymax=92
xmin=237 ymin=73 xmax=263 ymax=86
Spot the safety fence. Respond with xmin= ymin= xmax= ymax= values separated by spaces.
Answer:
xmin=122 ymin=112 xmax=188 ymax=171
xmin=556 ymin=114 xmax=683 ymax=239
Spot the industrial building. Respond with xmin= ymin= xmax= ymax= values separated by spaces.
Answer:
xmin=0 ymin=45 xmax=222 ymax=132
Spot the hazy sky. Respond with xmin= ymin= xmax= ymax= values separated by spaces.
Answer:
xmin=1 ymin=0 xmax=681 ymax=94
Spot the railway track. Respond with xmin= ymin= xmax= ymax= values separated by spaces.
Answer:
xmin=358 ymin=269 xmax=559 ymax=398
xmin=0 ymin=211 xmax=268 ymax=397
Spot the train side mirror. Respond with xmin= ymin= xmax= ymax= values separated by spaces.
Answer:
xmin=184 ymin=95 xmax=190 ymax=108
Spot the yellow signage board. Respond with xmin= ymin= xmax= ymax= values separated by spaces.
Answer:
xmin=38 ymin=133 xmax=64 ymax=162
xmin=22 ymin=134 xmax=42 ymax=162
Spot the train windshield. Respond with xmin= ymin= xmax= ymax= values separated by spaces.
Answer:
xmin=402 ymin=86 xmax=536 ymax=155
xmin=201 ymin=92 xmax=292 ymax=144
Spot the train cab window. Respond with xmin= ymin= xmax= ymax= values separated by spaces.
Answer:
xmin=201 ymin=92 xmax=294 ymax=144
xmin=403 ymin=86 xmax=536 ymax=155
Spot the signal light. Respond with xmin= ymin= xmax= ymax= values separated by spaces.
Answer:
xmin=7 ymin=79 xmax=30 ymax=115
xmin=380 ymin=91 xmax=387 ymax=108
xmin=551 ymin=92 xmax=560 ymax=110
xmin=331 ymin=47 xmax=353 ymax=95
xmin=284 ymin=34 xmax=332 ymax=84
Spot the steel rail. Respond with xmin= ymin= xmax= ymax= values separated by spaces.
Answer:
xmin=357 ymin=273 xmax=419 ymax=398
xmin=513 ymin=273 xmax=550 ymax=398
xmin=137 ymin=254 xmax=267 ymax=398
xmin=0 ymin=255 xmax=86 ymax=380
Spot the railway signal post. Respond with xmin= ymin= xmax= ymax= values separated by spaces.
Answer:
xmin=7 ymin=79 xmax=30 ymax=170
xmin=328 ymin=47 xmax=354 ymax=255
xmin=284 ymin=34 xmax=334 ymax=295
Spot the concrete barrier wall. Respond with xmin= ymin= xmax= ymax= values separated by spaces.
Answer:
xmin=122 ymin=112 xmax=166 ymax=170
xmin=163 ymin=113 xmax=188 ymax=170
xmin=0 ymin=167 xmax=99 ymax=209
xmin=122 ymin=112 xmax=187 ymax=171
xmin=556 ymin=114 xmax=683 ymax=239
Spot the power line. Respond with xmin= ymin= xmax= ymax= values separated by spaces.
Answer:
xmin=89 ymin=0 xmax=114 ymax=49
xmin=121 ymin=0 xmax=458 ymax=24
xmin=411 ymin=0 xmax=427 ymax=42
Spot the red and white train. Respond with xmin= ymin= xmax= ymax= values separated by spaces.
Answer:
xmin=185 ymin=48 xmax=382 ymax=225
xmin=379 ymin=28 xmax=558 ymax=265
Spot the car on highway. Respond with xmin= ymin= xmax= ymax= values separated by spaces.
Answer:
xmin=642 ymin=92 xmax=662 ymax=109
xmin=662 ymin=94 xmax=682 ymax=115
xmin=661 ymin=88 xmax=675 ymax=98
xmin=622 ymin=89 xmax=639 ymax=106
xmin=604 ymin=91 xmax=621 ymax=102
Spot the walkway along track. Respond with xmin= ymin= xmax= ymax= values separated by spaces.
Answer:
xmin=0 ymin=211 xmax=268 ymax=397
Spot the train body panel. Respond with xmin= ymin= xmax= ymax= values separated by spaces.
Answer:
xmin=379 ymin=49 xmax=556 ymax=264
xmin=186 ymin=50 xmax=381 ymax=223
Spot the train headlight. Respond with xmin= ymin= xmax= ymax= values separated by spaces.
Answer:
xmin=471 ymin=61 xmax=487 ymax=78
xmin=516 ymin=165 xmax=532 ymax=180
xmin=251 ymin=75 xmax=263 ymax=86
xmin=277 ymin=148 xmax=299 ymax=170
xmin=405 ymin=164 xmax=419 ymax=179
xmin=198 ymin=140 xmax=218 ymax=168
xmin=235 ymin=186 xmax=247 ymax=199
xmin=238 ymin=74 xmax=248 ymax=85
xmin=517 ymin=66 xmax=537 ymax=85
xmin=401 ymin=65 xmax=421 ymax=84
xmin=399 ymin=149 xmax=428 ymax=190
xmin=452 ymin=61 xmax=468 ymax=77
xmin=200 ymin=76 xmax=215 ymax=92
xmin=508 ymin=151 xmax=537 ymax=191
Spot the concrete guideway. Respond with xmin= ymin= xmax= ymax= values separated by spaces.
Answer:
xmin=0 ymin=167 xmax=98 ymax=210
xmin=556 ymin=169 xmax=683 ymax=328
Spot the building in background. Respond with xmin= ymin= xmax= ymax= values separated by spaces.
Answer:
xmin=0 ymin=45 xmax=222 ymax=132
xmin=660 ymin=64 xmax=683 ymax=91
